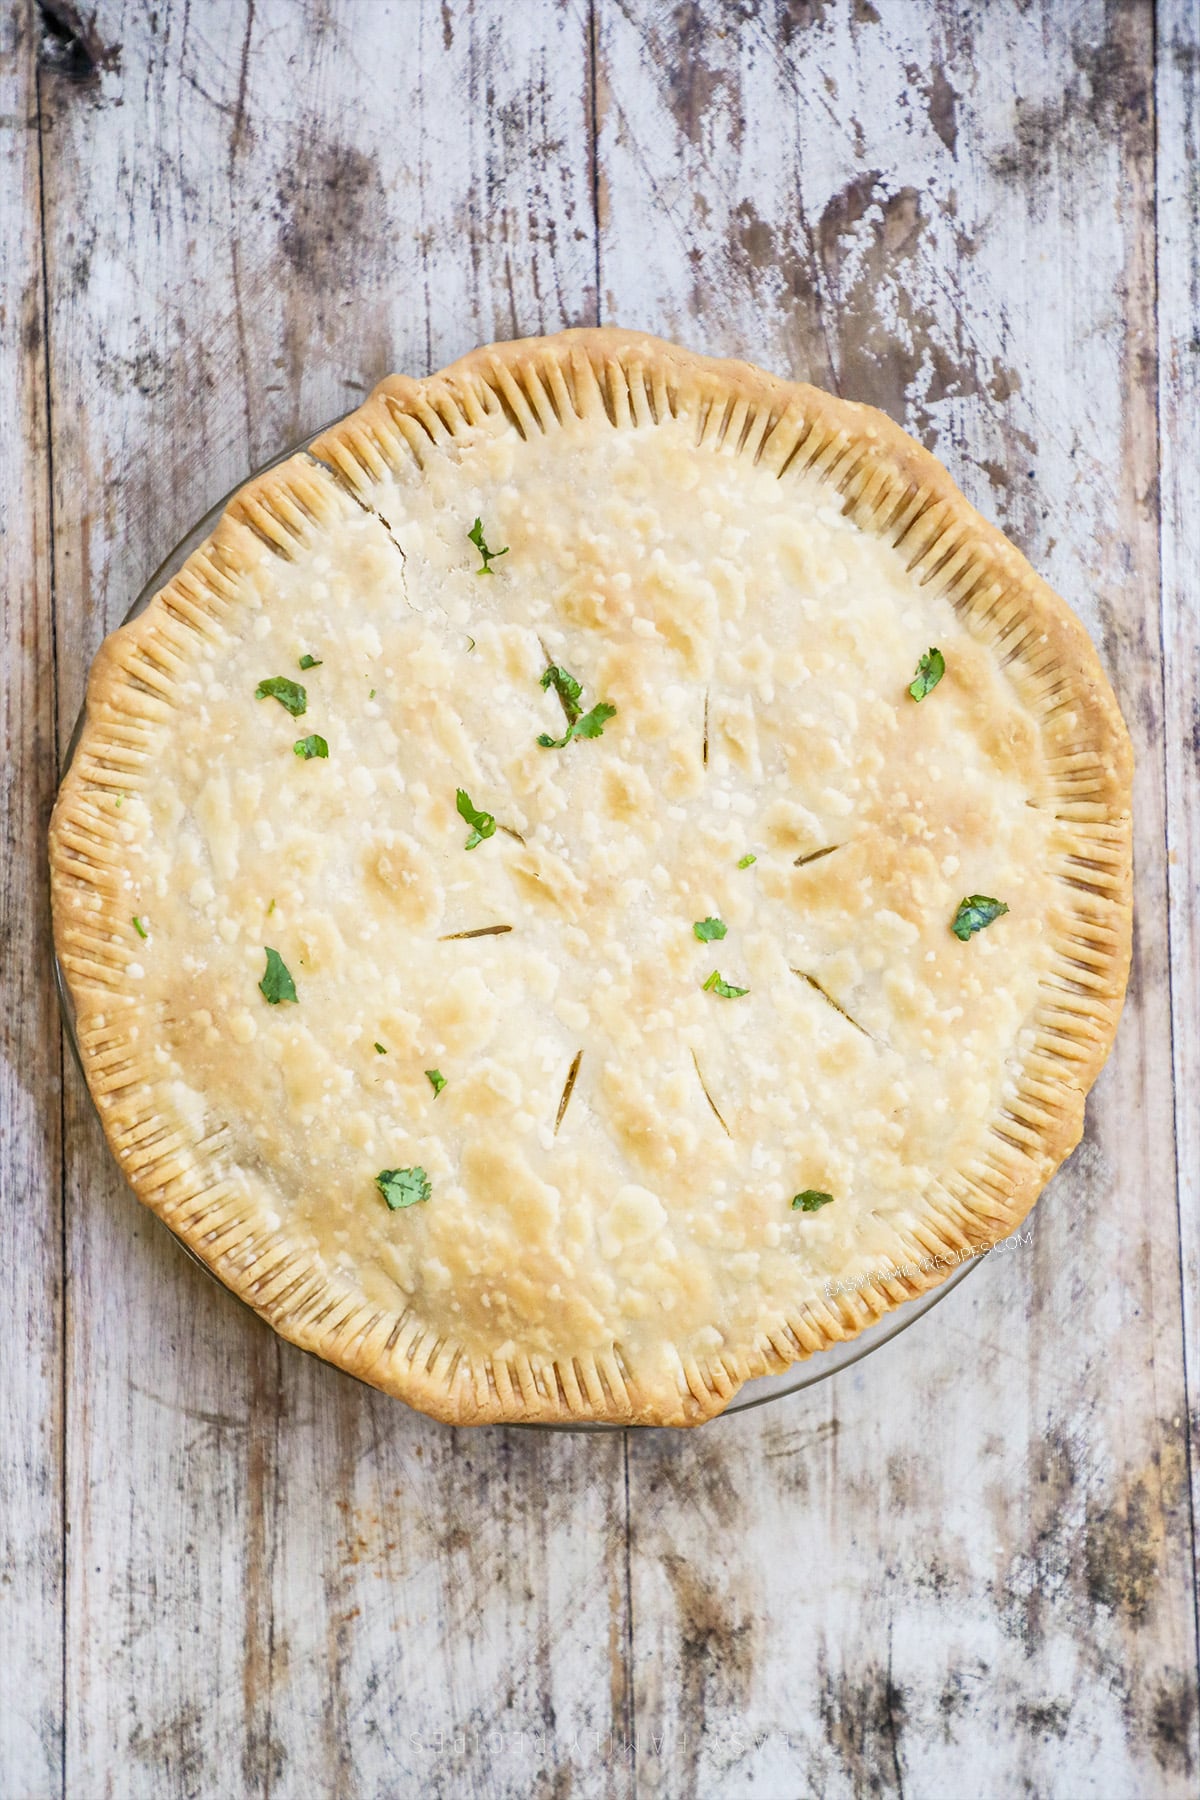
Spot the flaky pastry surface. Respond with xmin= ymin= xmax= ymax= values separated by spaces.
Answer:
xmin=50 ymin=330 xmax=1132 ymax=1425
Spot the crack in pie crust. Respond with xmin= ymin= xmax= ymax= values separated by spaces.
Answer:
xmin=50 ymin=329 xmax=1133 ymax=1427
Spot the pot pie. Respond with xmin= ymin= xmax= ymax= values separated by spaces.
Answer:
xmin=50 ymin=329 xmax=1132 ymax=1426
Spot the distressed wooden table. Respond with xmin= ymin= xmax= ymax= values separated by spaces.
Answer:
xmin=3 ymin=2 xmax=1198 ymax=1795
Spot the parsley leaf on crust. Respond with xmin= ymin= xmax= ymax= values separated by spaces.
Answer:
xmin=376 ymin=1166 xmax=432 ymax=1210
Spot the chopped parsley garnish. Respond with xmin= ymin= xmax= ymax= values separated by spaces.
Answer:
xmin=538 ymin=723 xmax=575 ymax=750
xmin=425 ymin=1069 xmax=447 ymax=1096
xmin=703 ymin=970 xmax=749 ymax=999
xmin=255 ymin=676 xmax=307 ymax=716
xmin=298 ymin=653 xmax=322 ymax=670
xmin=267 ymin=898 xmax=276 ymax=916
xmin=541 ymin=663 xmax=582 ymax=718
xmin=792 ymin=1190 xmax=835 ymax=1212
xmin=456 ymin=787 xmax=496 ymax=849
xmin=259 ymin=946 xmax=297 ymax=1004
xmin=908 ymin=647 xmax=945 ymax=701
xmin=376 ymin=1166 xmax=432 ymax=1211
xmin=693 ymin=917 xmax=727 ymax=942
xmin=951 ymin=895 xmax=1009 ymax=941
xmin=537 ymin=664 xmax=617 ymax=748
xmin=374 ymin=1042 xmax=387 ymax=1054
xmin=293 ymin=734 xmax=329 ymax=759
xmin=572 ymin=702 xmax=617 ymax=740
xmin=114 ymin=792 xmax=124 ymax=808
xmin=132 ymin=915 xmax=148 ymax=939
xmin=468 ymin=516 xmax=508 ymax=574
xmin=737 ymin=853 xmax=756 ymax=869
xmin=369 ymin=688 xmax=375 ymax=699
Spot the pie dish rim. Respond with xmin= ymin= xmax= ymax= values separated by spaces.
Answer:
xmin=49 ymin=326 xmax=1134 ymax=1427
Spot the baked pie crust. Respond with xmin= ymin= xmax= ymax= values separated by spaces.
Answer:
xmin=50 ymin=329 xmax=1133 ymax=1426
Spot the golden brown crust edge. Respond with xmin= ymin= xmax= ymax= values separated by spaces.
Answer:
xmin=50 ymin=327 xmax=1133 ymax=1427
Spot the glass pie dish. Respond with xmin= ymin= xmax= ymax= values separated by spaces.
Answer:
xmin=53 ymin=425 xmax=982 ymax=1427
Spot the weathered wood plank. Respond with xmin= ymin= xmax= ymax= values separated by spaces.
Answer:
xmin=1157 ymin=0 xmax=1200 ymax=1643
xmin=599 ymin=2 xmax=1197 ymax=1793
xmin=42 ymin=3 xmax=623 ymax=1797
xmin=24 ymin=0 xmax=1199 ymax=1794
xmin=0 ymin=8 xmax=64 ymax=1796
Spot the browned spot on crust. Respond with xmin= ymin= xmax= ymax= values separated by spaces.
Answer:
xmin=363 ymin=833 xmax=440 ymax=930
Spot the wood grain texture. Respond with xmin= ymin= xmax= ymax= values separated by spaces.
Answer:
xmin=39 ymin=4 xmax=624 ymax=1798
xmin=0 ymin=7 xmax=63 ymax=1796
xmin=2 ymin=0 xmax=1197 ymax=1795
xmin=1157 ymin=0 xmax=1200 ymax=1657
xmin=598 ymin=2 xmax=1197 ymax=1794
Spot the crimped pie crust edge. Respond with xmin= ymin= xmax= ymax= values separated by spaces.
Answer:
xmin=50 ymin=328 xmax=1133 ymax=1426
